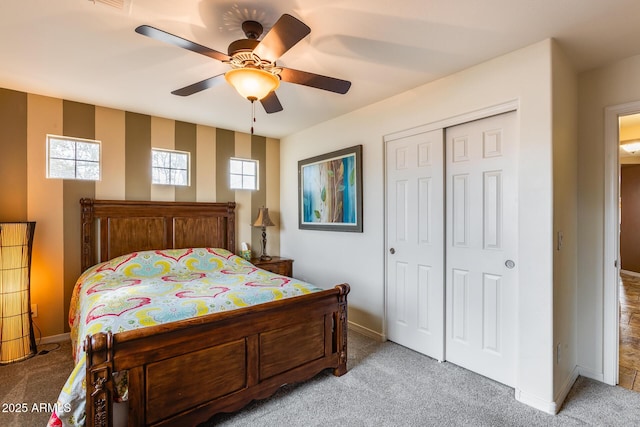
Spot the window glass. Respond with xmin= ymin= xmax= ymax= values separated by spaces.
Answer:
xmin=243 ymin=175 xmax=256 ymax=189
xmin=230 ymin=174 xmax=243 ymax=189
xmin=152 ymin=148 xmax=190 ymax=186
xmin=229 ymin=158 xmax=258 ymax=190
xmin=230 ymin=159 xmax=243 ymax=174
xmin=243 ymin=161 xmax=255 ymax=175
xmin=47 ymin=135 xmax=101 ymax=181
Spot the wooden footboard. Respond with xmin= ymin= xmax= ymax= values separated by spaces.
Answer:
xmin=85 ymin=284 xmax=349 ymax=427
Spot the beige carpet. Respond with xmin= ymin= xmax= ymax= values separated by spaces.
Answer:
xmin=2 ymin=332 xmax=640 ymax=426
xmin=205 ymin=332 xmax=640 ymax=426
xmin=0 ymin=339 xmax=74 ymax=427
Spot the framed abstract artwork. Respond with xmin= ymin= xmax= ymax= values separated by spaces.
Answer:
xmin=298 ymin=145 xmax=363 ymax=232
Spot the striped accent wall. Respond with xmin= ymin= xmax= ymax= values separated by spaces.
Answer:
xmin=62 ymin=100 xmax=96 ymax=328
xmin=0 ymin=89 xmax=27 ymax=220
xmin=0 ymin=87 xmax=281 ymax=337
xmin=125 ymin=112 xmax=151 ymax=200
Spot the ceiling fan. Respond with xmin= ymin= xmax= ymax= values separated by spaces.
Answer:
xmin=135 ymin=14 xmax=351 ymax=114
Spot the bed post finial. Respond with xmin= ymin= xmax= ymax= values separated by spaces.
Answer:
xmin=227 ymin=202 xmax=236 ymax=253
xmin=85 ymin=332 xmax=114 ymax=427
xmin=81 ymin=198 xmax=95 ymax=272
xmin=334 ymin=283 xmax=349 ymax=376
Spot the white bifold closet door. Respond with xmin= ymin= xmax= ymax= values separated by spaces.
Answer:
xmin=445 ymin=111 xmax=518 ymax=387
xmin=386 ymin=129 xmax=445 ymax=361
xmin=386 ymin=111 xmax=518 ymax=387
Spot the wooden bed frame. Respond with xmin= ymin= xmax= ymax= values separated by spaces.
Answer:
xmin=79 ymin=199 xmax=349 ymax=427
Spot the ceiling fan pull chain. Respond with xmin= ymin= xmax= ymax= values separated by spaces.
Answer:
xmin=250 ymin=99 xmax=256 ymax=135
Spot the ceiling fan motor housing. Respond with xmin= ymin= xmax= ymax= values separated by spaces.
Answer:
xmin=227 ymin=20 xmax=264 ymax=56
xmin=227 ymin=38 xmax=260 ymax=56
xmin=242 ymin=20 xmax=263 ymax=39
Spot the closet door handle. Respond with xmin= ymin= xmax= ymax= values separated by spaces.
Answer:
xmin=505 ymin=259 xmax=515 ymax=269
xmin=389 ymin=248 xmax=396 ymax=255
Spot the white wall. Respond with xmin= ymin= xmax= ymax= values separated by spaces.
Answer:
xmin=551 ymin=42 xmax=579 ymax=402
xmin=281 ymin=39 xmax=558 ymax=410
xmin=577 ymin=53 xmax=640 ymax=378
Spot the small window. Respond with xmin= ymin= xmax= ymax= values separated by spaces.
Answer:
xmin=47 ymin=135 xmax=101 ymax=180
xmin=152 ymin=148 xmax=190 ymax=186
xmin=229 ymin=158 xmax=258 ymax=190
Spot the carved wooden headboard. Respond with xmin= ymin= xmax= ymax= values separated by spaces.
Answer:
xmin=80 ymin=199 xmax=236 ymax=271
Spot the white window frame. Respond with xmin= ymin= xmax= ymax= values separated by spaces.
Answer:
xmin=151 ymin=148 xmax=191 ymax=186
xmin=229 ymin=157 xmax=259 ymax=190
xmin=46 ymin=134 xmax=102 ymax=181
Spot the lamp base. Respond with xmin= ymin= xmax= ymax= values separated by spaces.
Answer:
xmin=0 ymin=349 xmax=36 ymax=365
xmin=258 ymin=226 xmax=271 ymax=261
xmin=0 ymin=221 xmax=37 ymax=365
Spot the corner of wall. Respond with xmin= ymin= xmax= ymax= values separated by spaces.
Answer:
xmin=551 ymin=38 xmax=580 ymax=398
xmin=516 ymin=364 xmax=578 ymax=415
xmin=514 ymin=388 xmax=557 ymax=415
xmin=576 ymin=52 xmax=640 ymax=380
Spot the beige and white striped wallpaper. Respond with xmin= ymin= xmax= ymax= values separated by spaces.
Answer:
xmin=0 ymin=87 xmax=281 ymax=337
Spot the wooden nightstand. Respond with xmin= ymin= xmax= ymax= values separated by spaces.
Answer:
xmin=251 ymin=256 xmax=293 ymax=277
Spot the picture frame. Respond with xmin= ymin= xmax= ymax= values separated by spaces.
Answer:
xmin=298 ymin=145 xmax=363 ymax=232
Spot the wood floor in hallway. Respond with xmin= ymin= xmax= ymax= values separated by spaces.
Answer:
xmin=619 ymin=272 xmax=640 ymax=391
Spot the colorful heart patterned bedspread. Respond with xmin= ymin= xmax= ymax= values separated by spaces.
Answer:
xmin=48 ymin=248 xmax=321 ymax=427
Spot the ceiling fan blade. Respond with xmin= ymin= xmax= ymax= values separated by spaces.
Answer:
xmin=260 ymin=92 xmax=283 ymax=114
xmin=279 ymin=68 xmax=351 ymax=94
xmin=135 ymin=25 xmax=230 ymax=62
xmin=171 ymin=74 xmax=225 ymax=96
xmin=253 ymin=14 xmax=310 ymax=62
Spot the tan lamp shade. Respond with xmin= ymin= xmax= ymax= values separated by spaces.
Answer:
xmin=0 ymin=222 xmax=37 ymax=364
xmin=253 ymin=207 xmax=275 ymax=228
xmin=225 ymin=68 xmax=280 ymax=101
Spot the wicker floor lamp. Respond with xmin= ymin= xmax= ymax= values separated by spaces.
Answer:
xmin=0 ymin=222 xmax=37 ymax=364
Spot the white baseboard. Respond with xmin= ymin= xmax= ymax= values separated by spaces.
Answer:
xmin=553 ymin=366 xmax=580 ymax=413
xmin=577 ymin=365 xmax=604 ymax=383
xmin=347 ymin=321 xmax=386 ymax=342
xmin=517 ymin=367 xmax=580 ymax=415
xmin=514 ymin=388 xmax=556 ymax=415
xmin=38 ymin=332 xmax=70 ymax=344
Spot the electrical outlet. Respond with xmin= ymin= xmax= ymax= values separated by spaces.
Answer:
xmin=31 ymin=304 xmax=38 ymax=318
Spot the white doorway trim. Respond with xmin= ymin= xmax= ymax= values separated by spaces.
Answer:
xmin=384 ymin=99 xmax=520 ymax=143
xmin=603 ymin=100 xmax=640 ymax=385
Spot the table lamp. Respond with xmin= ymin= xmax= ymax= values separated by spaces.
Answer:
xmin=252 ymin=207 xmax=275 ymax=261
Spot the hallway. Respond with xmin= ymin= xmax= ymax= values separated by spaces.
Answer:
xmin=619 ymin=272 xmax=640 ymax=391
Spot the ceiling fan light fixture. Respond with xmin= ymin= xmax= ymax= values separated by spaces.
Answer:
xmin=225 ymin=68 xmax=280 ymax=101
xmin=621 ymin=141 xmax=640 ymax=154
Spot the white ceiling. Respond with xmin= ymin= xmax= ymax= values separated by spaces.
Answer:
xmin=3 ymin=0 xmax=640 ymax=139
